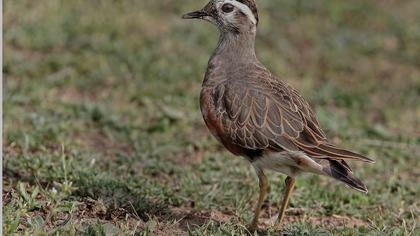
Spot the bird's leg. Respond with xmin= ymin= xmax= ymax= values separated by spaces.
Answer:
xmin=274 ymin=176 xmax=295 ymax=230
xmin=248 ymin=169 xmax=268 ymax=232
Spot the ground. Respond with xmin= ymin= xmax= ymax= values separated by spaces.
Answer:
xmin=3 ymin=0 xmax=420 ymax=235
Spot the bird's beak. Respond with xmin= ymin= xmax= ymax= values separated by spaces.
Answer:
xmin=182 ymin=10 xmax=208 ymax=19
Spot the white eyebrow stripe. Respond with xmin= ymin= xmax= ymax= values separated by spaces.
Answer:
xmin=219 ymin=0 xmax=257 ymax=25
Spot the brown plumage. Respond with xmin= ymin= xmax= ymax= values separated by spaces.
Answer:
xmin=183 ymin=0 xmax=374 ymax=232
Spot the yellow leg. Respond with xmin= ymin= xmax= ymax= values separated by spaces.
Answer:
xmin=275 ymin=176 xmax=296 ymax=230
xmin=248 ymin=170 xmax=268 ymax=232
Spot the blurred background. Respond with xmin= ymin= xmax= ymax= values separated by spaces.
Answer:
xmin=3 ymin=0 xmax=419 ymax=235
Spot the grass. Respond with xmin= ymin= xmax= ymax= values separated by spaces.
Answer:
xmin=3 ymin=0 xmax=420 ymax=235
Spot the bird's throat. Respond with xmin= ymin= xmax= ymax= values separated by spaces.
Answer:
xmin=212 ymin=31 xmax=257 ymax=63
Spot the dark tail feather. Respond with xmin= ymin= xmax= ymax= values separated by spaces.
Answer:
xmin=322 ymin=160 xmax=368 ymax=193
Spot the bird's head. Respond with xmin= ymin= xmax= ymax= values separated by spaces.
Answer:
xmin=182 ymin=0 xmax=259 ymax=34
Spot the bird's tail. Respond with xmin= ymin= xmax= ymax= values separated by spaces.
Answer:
xmin=322 ymin=160 xmax=368 ymax=193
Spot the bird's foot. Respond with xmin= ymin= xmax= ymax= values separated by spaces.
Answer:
xmin=246 ymin=222 xmax=258 ymax=234
xmin=272 ymin=214 xmax=285 ymax=231
xmin=273 ymin=222 xmax=284 ymax=232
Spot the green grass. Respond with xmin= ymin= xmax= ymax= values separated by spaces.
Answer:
xmin=3 ymin=0 xmax=420 ymax=235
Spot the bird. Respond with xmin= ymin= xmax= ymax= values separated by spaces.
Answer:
xmin=182 ymin=0 xmax=374 ymax=232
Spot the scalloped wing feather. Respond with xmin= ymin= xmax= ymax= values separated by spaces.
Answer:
xmin=210 ymin=69 xmax=374 ymax=163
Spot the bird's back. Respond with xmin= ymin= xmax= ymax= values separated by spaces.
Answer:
xmin=201 ymin=60 xmax=326 ymax=151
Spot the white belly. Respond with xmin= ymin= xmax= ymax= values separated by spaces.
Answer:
xmin=251 ymin=151 xmax=325 ymax=177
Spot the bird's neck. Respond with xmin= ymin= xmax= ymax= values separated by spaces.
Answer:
xmin=203 ymin=29 xmax=259 ymax=87
xmin=212 ymin=30 xmax=257 ymax=63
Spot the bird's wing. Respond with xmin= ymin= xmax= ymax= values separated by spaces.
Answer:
xmin=212 ymin=73 xmax=374 ymax=163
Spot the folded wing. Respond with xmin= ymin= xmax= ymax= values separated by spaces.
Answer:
xmin=212 ymin=75 xmax=374 ymax=163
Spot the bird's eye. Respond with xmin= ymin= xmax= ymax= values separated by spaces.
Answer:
xmin=221 ymin=3 xmax=234 ymax=13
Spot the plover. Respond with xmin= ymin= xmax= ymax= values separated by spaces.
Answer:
xmin=183 ymin=0 xmax=374 ymax=232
